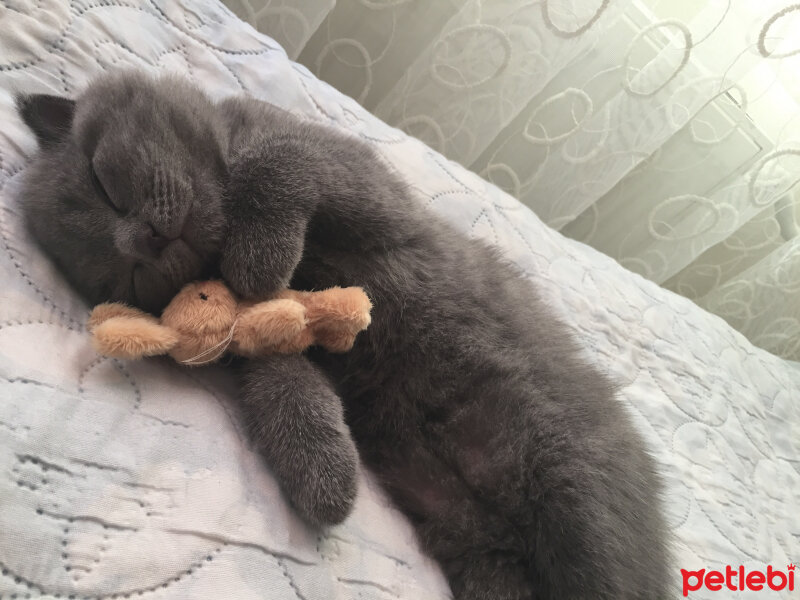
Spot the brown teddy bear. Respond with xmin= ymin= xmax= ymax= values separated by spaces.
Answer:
xmin=88 ymin=280 xmax=372 ymax=366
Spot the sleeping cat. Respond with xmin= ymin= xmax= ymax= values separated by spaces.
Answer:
xmin=17 ymin=71 xmax=669 ymax=599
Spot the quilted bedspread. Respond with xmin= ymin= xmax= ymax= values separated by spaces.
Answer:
xmin=0 ymin=1 xmax=798 ymax=599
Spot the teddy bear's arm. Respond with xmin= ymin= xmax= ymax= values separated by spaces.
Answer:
xmin=91 ymin=316 xmax=179 ymax=360
xmin=278 ymin=288 xmax=372 ymax=324
xmin=278 ymin=287 xmax=372 ymax=353
xmin=88 ymin=303 xmax=157 ymax=332
xmin=234 ymin=299 xmax=309 ymax=356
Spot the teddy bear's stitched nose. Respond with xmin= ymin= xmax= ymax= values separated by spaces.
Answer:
xmin=199 ymin=293 xmax=208 ymax=301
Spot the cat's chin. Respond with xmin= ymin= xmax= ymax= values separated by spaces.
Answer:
xmin=128 ymin=266 xmax=175 ymax=313
xmin=131 ymin=239 xmax=212 ymax=312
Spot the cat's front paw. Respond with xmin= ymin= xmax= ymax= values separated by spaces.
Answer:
xmin=241 ymin=354 xmax=359 ymax=527
xmin=288 ymin=432 xmax=359 ymax=527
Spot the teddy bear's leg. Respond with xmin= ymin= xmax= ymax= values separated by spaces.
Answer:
xmin=87 ymin=303 xmax=156 ymax=332
xmin=92 ymin=317 xmax=179 ymax=360
xmin=301 ymin=288 xmax=372 ymax=325
xmin=313 ymin=325 xmax=362 ymax=353
xmin=293 ymin=288 xmax=372 ymax=352
xmin=240 ymin=355 xmax=358 ymax=526
xmin=235 ymin=299 xmax=310 ymax=356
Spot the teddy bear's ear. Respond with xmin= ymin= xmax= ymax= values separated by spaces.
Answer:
xmin=91 ymin=317 xmax=178 ymax=360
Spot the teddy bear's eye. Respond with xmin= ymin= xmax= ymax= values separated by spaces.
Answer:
xmin=199 ymin=293 xmax=208 ymax=301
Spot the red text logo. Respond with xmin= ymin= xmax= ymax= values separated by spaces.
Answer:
xmin=681 ymin=564 xmax=795 ymax=596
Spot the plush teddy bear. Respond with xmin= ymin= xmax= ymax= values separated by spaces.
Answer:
xmin=87 ymin=280 xmax=372 ymax=365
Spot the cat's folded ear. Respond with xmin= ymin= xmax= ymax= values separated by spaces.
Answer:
xmin=16 ymin=94 xmax=76 ymax=147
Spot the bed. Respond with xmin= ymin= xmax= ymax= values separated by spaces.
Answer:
xmin=0 ymin=1 xmax=798 ymax=598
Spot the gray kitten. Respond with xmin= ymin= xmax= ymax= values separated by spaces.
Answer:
xmin=17 ymin=72 xmax=669 ymax=599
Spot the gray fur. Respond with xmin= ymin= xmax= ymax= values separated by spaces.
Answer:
xmin=17 ymin=71 xmax=669 ymax=599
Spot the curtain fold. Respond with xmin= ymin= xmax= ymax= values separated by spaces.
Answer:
xmin=224 ymin=0 xmax=800 ymax=362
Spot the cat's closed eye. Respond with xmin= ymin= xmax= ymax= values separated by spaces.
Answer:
xmin=90 ymin=163 xmax=122 ymax=213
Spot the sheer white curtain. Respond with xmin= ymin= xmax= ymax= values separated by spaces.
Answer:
xmin=224 ymin=0 xmax=800 ymax=362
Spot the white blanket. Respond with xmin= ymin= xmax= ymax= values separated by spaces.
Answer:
xmin=0 ymin=1 xmax=797 ymax=599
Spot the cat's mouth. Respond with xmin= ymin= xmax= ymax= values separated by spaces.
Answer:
xmin=129 ymin=237 xmax=214 ymax=312
xmin=152 ymin=202 xmax=225 ymax=303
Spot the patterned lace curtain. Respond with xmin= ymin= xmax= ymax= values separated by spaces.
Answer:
xmin=223 ymin=0 xmax=800 ymax=363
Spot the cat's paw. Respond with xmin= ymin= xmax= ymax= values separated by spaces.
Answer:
xmin=241 ymin=354 xmax=359 ymax=527
xmin=287 ymin=432 xmax=359 ymax=527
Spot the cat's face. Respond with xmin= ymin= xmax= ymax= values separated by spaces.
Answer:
xmin=17 ymin=72 xmax=228 ymax=312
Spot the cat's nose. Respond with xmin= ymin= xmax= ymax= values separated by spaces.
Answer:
xmin=135 ymin=224 xmax=171 ymax=258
